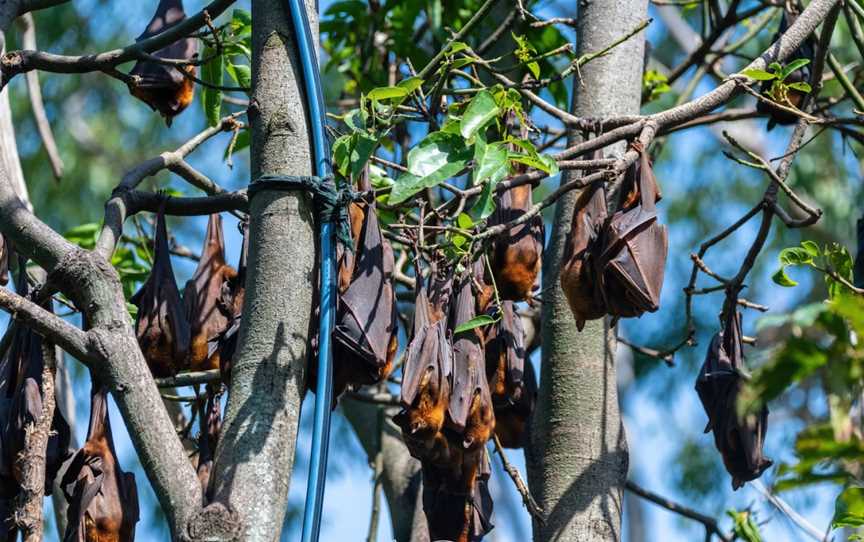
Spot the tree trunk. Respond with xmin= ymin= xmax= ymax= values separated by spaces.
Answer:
xmin=527 ymin=2 xmax=648 ymax=541
xmin=206 ymin=0 xmax=317 ymax=539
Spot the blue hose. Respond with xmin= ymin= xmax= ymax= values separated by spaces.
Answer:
xmin=282 ymin=1 xmax=335 ymax=541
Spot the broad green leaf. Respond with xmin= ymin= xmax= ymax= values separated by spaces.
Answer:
xmin=772 ymin=267 xmax=798 ymax=287
xmin=833 ymin=487 xmax=864 ymax=528
xmin=64 ymin=223 xmax=100 ymax=249
xmin=225 ymin=63 xmax=251 ymax=90
xmin=741 ymin=68 xmax=776 ymax=81
xmin=470 ymin=180 xmax=496 ymax=220
xmin=768 ymin=62 xmax=783 ymax=73
xmin=787 ymin=81 xmax=812 ymax=93
xmin=397 ymin=77 xmax=423 ymax=94
xmin=456 ymin=213 xmax=474 ymax=230
xmin=781 ymin=58 xmax=810 ymax=80
xmin=350 ymin=132 xmax=378 ymax=180
xmin=460 ymin=90 xmax=500 ymax=140
xmin=367 ymin=85 xmax=410 ymax=101
xmin=447 ymin=41 xmax=469 ymax=55
xmin=801 ymin=240 xmax=819 ymax=258
xmin=332 ymin=134 xmax=352 ymax=177
xmin=453 ymin=314 xmax=496 ymax=335
xmin=779 ymin=246 xmax=814 ymax=266
xmin=406 ymin=132 xmax=470 ymax=178
xmin=201 ymin=44 xmax=223 ymax=127
xmin=472 ymin=139 xmax=509 ymax=186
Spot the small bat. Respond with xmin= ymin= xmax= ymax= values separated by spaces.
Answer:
xmin=394 ymin=269 xmax=453 ymax=466
xmin=331 ymin=171 xmax=398 ymax=398
xmin=61 ymin=384 xmax=139 ymax=542
xmin=488 ymin=119 xmax=544 ymax=302
xmin=131 ymin=200 xmax=191 ymax=378
xmin=756 ymin=7 xmax=815 ymax=129
xmin=196 ymin=386 xmax=221 ymax=502
xmin=183 ymin=213 xmax=237 ymax=373
xmin=128 ymin=0 xmax=198 ymax=125
xmin=696 ymin=311 xmax=772 ymax=490
xmin=483 ymin=301 xmax=536 ymax=448
xmin=560 ymin=163 xmax=609 ymax=330
xmin=209 ymin=220 xmax=249 ymax=385
xmin=0 ymin=263 xmax=72 ymax=497
xmin=421 ymin=448 xmax=494 ymax=542
xmin=596 ymin=142 xmax=667 ymax=321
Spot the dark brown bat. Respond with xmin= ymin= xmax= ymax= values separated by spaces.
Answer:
xmin=131 ymin=201 xmax=191 ymax=378
xmin=183 ymin=213 xmax=237 ymax=373
xmin=61 ymin=384 xmax=139 ymax=542
xmin=596 ymin=142 xmax=667 ymax=321
xmin=756 ymin=7 xmax=815 ymax=129
xmin=489 ymin=184 xmax=544 ymax=302
xmin=208 ymin=220 xmax=248 ymax=385
xmin=560 ymin=173 xmax=609 ymax=331
xmin=696 ymin=311 xmax=772 ymax=490
xmin=331 ymin=173 xmax=398 ymax=398
xmin=128 ymin=0 xmax=198 ymax=125
xmin=394 ymin=269 xmax=453 ymax=466
xmin=0 ymin=264 xmax=72 ymax=498
xmin=483 ymin=301 xmax=536 ymax=448
xmin=196 ymin=386 xmax=221 ymax=502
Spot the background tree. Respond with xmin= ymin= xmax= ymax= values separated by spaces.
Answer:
xmin=0 ymin=0 xmax=859 ymax=541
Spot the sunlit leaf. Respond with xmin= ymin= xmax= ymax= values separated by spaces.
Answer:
xmin=460 ymin=90 xmax=500 ymax=140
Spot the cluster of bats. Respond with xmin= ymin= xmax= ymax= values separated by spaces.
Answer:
xmin=0 ymin=258 xmax=139 ymax=541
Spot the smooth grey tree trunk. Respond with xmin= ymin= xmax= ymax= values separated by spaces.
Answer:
xmin=207 ymin=0 xmax=318 ymax=539
xmin=527 ymin=2 xmax=648 ymax=541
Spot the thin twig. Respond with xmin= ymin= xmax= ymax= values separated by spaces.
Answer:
xmin=492 ymin=434 xmax=544 ymax=522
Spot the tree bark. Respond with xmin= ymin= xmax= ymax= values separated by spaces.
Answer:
xmin=205 ymin=0 xmax=317 ymax=539
xmin=527 ymin=2 xmax=648 ymax=541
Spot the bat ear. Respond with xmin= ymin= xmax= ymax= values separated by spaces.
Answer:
xmin=576 ymin=318 xmax=585 ymax=332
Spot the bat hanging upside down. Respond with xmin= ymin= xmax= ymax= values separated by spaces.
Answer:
xmin=128 ymin=0 xmax=198 ymax=125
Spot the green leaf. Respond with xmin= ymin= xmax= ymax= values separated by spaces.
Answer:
xmin=201 ymin=44 xmax=223 ymax=127
xmin=453 ymin=314 xmax=496 ymax=335
xmin=472 ymin=138 xmax=509 ymax=186
xmin=741 ymin=336 xmax=829 ymax=414
xmin=456 ymin=213 xmax=474 ymax=230
xmin=800 ymin=240 xmax=819 ymax=258
xmin=397 ymin=76 xmax=423 ymax=94
xmin=225 ymin=63 xmax=251 ymax=90
xmin=389 ymin=132 xmax=471 ymax=204
xmin=833 ymin=486 xmax=864 ymax=528
xmin=741 ymin=68 xmax=776 ymax=81
xmin=350 ymin=132 xmax=378 ymax=180
xmin=64 ymin=223 xmax=100 ymax=249
xmin=367 ymin=85 xmax=410 ymax=101
xmin=786 ymin=81 xmax=812 ymax=93
xmin=460 ymin=90 xmax=500 ymax=140
xmin=779 ymin=246 xmax=815 ymax=266
xmin=470 ymin=180 xmax=496 ymax=220
xmin=781 ymin=58 xmax=810 ymax=80
xmin=231 ymin=9 xmax=252 ymax=34
xmin=727 ymin=509 xmax=762 ymax=542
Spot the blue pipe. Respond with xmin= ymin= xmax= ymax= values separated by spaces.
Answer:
xmin=282 ymin=1 xmax=335 ymax=542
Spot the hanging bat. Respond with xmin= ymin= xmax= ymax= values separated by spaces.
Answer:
xmin=61 ymin=384 xmax=139 ymax=542
xmin=483 ymin=301 xmax=536 ymax=448
xmin=331 ymin=172 xmax=398 ymax=398
xmin=696 ymin=311 xmax=772 ymax=490
xmin=595 ymin=142 xmax=667 ymax=322
xmin=0 ymin=263 xmax=72 ymax=497
xmin=196 ymin=386 xmax=221 ymax=502
xmin=394 ymin=269 xmax=453 ymax=466
xmin=128 ymin=0 xmax=198 ymax=125
xmin=560 ymin=169 xmax=609 ymax=331
xmin=487 ymin=115 xmax=544 ymax=302
xmin=756 ymin=6 xmax=815 ymax=129
xmin=208 ymin=220 xmax=248 ymax=385
xmin=131 ymin=201 xmax=191 ymax=378
xmin=183 ymin=213 xmax=237 ymax=373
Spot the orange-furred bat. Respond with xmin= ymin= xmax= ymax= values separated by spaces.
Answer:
xmin=128 ymin=0 xmax=198 ymax=125
xmin=131 ymin=201 xmax=191 ymax=377
xmin=61 ymin=384 xmax=139 ymax=542
xmin=208 ymin=220 xmax=248 ymax=385
xmin=183 ymin=214 xmax=237 ymax=373
xmin=696 ymin=311 xmax=772 ymax=490
xmin=488 ymin=118 xmax=544 ymax=302
xmin=331 ymin=169 xmax=399 ymax=399
xmin=483 ymin=301 xmax=536 ymax=448
xmin=394 ymin=269 xmax=453 ymax=465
